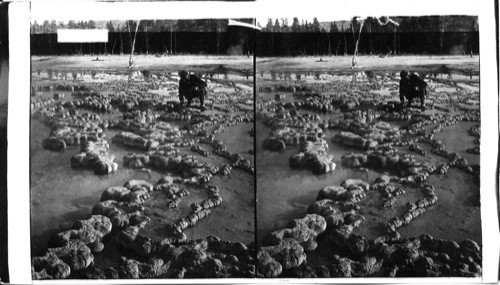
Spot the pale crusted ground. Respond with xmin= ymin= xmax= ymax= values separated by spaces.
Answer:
xmin=256 ymin=63 xmax=481 ymax=249
xmin=257 ymin=55 xmax=479 ymax=74
xmin=32 ymin=55 xmax=478 ymax=74
xmin=32 ymin=55 xmax=253 ymax=74
xmin=30 ymin=68 xmax=255 ymax=257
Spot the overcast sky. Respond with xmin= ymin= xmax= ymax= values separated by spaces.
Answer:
xmin=30 ymin=0 xmax=479 ymax=23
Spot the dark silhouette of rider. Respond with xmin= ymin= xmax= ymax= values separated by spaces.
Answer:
xmin=400 ymin=70 xmax=427 ymax=111
xmin=178 ymin=70 xmax=207 ymax=111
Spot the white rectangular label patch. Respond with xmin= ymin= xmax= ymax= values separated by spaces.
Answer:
xmin=57 ymin=29 xmax=108 ymax=43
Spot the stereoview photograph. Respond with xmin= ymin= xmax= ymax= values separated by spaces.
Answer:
xmin=256 ymin=15 xmax=481 ymax=278
xmin=30 ymin=18 xmax=256 ymax=279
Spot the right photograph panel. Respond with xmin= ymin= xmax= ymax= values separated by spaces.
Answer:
xmin=256 ymin=15 xmax=481 ymax=278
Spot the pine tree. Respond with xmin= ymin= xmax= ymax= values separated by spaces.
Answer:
xmin=281 ymin=18 xmax=289 ymax=32
xmin=265 ymin=18 xmax=273 ymax=32
xmin=291 ymin=17 xmax=300 ymax=32
xmin=88 ymin=20 xmax=96 ymax=29
xmin=330 ymin=22 xmax=339 ymax=33
xmin=274 ymin=19 xmax=281 ymax=32
xmin=311 ymin=17 xmax=321 ymax=32
xmin=67 ymin=20 xmax=77 ymax=29
xmin=106 ymin=21 xmax=115 ymax=32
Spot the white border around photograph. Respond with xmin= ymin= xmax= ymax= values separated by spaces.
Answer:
xmin=7 ymin=0 xmax=499 ymax=283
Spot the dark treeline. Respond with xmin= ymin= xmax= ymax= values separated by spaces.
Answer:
xmin=31 ymin=16 xmax=478 ymax=57
xmin=256 ymin=31 xmax=479 ymax=57
xmin=255 ymin=16 xmax=479 ymax=56
xmin=31 ymin=27 xmax=255 ymax=56
xmin=31 ymin=30 xmax=478 ymax=56
xmin=261 ymin=16 xmax=478 ymax=33
xmin=31 ymin=19 xmax=253 ymax=34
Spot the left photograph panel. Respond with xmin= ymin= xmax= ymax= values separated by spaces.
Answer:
xmin=30 ymin=16 xmax=256 ymax=279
